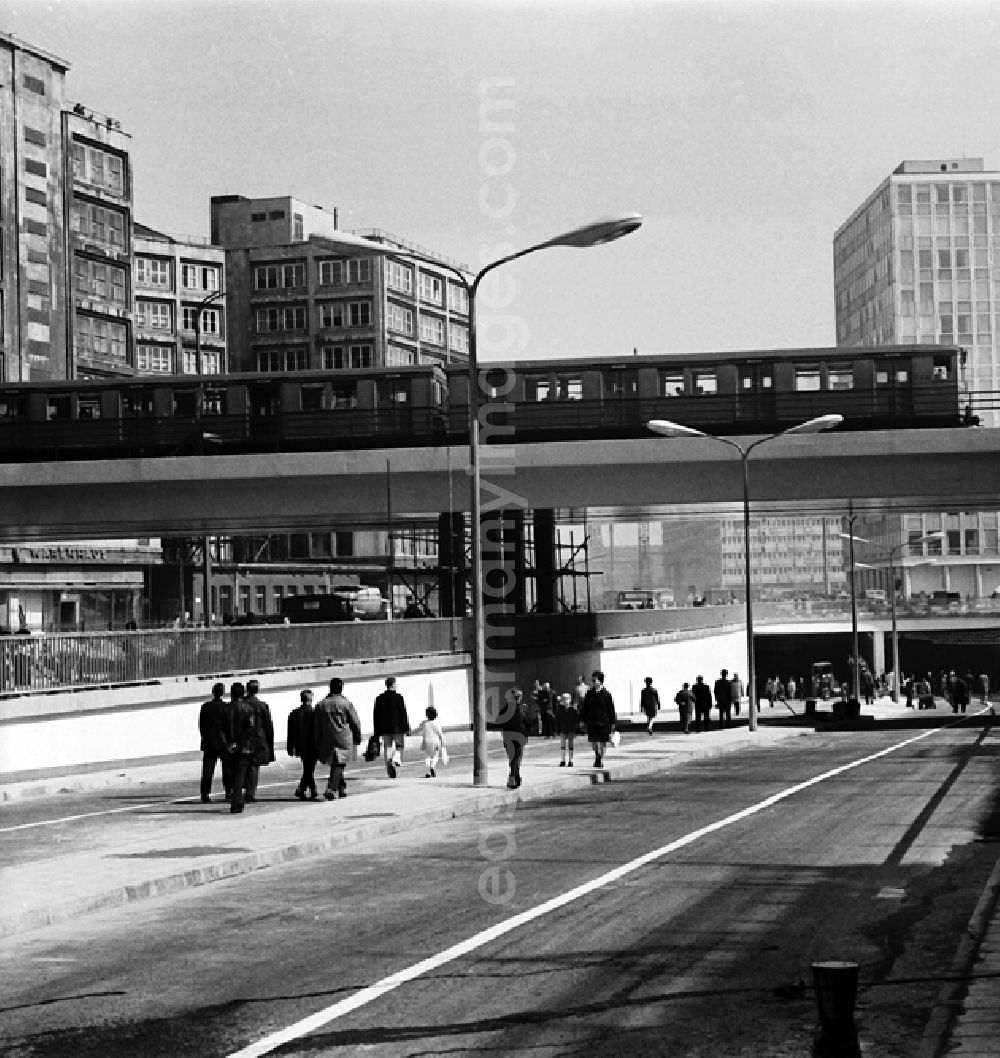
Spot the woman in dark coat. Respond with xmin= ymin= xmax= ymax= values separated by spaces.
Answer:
xmin=581 ymin=670 xmax=616 ymax=769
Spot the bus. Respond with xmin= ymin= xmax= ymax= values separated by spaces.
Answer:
xmin=616 ymin=589 xmax=674 ymax=610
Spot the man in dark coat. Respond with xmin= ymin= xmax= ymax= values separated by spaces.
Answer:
xmin=581 ymin=670 xmax=616 ymax=769
xmin=692 ymin=675 xmax=713 ymax=732
xmin=199 ymin=682 xmax=232 ymax=803
xmin=501 ymin=687 xmax=529 ymax=789
xmin=314 ymin=677 xmax=362 ymax=799
xmin=287 ymin=688 xmax=318 ymax=800
xmin=640 ymin=676 xmax=660 ymax=734
xmin=229 ymin=679 xmax=275 ymax=814
xmin=372 ymin=676 xmax=410 ymax=779
xmin=713 ymin=669 xmax=733 ymax=729
xmin=538 ymin=681 xmax=557 ymax=738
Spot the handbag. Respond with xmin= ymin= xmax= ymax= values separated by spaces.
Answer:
xmin=610 ymin=730 xmax=621 ymax=748
xmin=363 ymin=734 xmax=380 ymax=762
xmin=440 ymin=745 xmax=450 ymax=766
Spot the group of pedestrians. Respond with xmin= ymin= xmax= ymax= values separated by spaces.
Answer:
xmin=669 ymin=669 xmax=744 ymax=733
xmin=498 ymin=671 xmax=617 ymax=788
xmin=200 ymin=675 xmax=451 ymax=810
xmin=901 ymin=668 xmax=991 ymax=712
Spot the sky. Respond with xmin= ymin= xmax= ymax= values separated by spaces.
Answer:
xmin=6 ymin=0 xmax=1000 ymax=362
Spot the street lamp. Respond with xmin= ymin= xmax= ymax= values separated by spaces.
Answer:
xmin=888 ymin=532 xmax=944 ymax=702
xmin=318 ymin=214 xmax=642 ymax=785
xmin=647 ymin=414 xmax=843 ymax=732
xmin=191 ymin=288 xmax=226 ymax=626
xmin=838 ymin=519 xmax=869 ymax=701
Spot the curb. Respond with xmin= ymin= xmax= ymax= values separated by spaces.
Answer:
xmin=0 ymin=730 xmax=804 ymax=938
xmin=914 ymin=843 xmax=1000 ymax=1058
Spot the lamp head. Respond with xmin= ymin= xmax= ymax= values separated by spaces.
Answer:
xmin=782 ymin=413 xmax=844 ymax=435
xmin=647 ymin=418 xmax=706 ymax=439
xmin=540 ymin=213 xmax=643 ymax=250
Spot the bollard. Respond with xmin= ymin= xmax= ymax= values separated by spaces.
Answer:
xmin=811 ymin=961 xmax=861 ymax=1057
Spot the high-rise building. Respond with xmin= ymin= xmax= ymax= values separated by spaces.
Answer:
xmin=0 ymin=30 xmax=134 ymax=382
xmin=834 ymin=158 xmax=1000 ymax=603
xmin=210 ymin=194 xmax=470 ymax=373
xmin=834 ymin=158 xmax=997 ymax=421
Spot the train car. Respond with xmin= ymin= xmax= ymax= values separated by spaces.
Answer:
xmin=0 ymin=364 xmax=448 ymax=461
xmin=446 ymin=343 xmax=966 ymax=442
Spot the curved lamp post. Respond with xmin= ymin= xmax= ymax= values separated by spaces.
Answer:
xmin=319 ymin=213 xmax=642 ymax=785
xmin=647 ymin=414 xmax=843 ymax=732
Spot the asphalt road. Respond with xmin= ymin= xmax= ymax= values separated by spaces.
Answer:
xmin=2 ymin=723 xmax=998 ymax=1058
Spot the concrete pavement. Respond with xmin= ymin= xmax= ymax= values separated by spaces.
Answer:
xmin=2 ymin=694 xmax=996 ymax=1058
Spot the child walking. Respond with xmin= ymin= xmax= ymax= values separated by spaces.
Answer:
xmin=412 ymin=705 xmax=446 ymax=778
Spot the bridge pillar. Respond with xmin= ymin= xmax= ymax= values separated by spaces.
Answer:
xmin=436 ymin=511 xmax=467 ymax=618
xmin=534 ymin=508 xmax=558 ymax=613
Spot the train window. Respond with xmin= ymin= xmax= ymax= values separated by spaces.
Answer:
xmin=693 ymin=371 xmax=717 ymax=395
xmin=875 ymin=369 xmax=889 ymax=385
xmin=660 ymin=371 xmax=685 ymax=396
xmin=330 ymin=384 xmax=358 ymax=410
xmin=202 ymin=390 xmax=224 ymax=416
xmin=0 ymin=395 xmax=26 ymax=417
xmin=173 ymin=391 xmax=197 ymax=417
xmin=47 ymin=396 xmax=71 ymax=421
xmin=301 ymin=385 xmax=325 ymax=412
xmin=794 ymin=367 xmax=821 ymax=392
xmin=525 ymin=375 xmax=551 ymax=401
xmin=931 ymin=357 xmax=951 ymax=380
xmin=896 ymin=368 xmax=909 ymax=383
xmin=122 ymin=390 xmax=154 ymax=416
xmin=77 ymin=397 xmax=102 ymax=420
xmin=556 ymin=376 xmax=583 ymax=400
xmin=827 ymin=364 xmax=854 ymax=390
xmin=378 ymin=379 xmax=409 ymax=404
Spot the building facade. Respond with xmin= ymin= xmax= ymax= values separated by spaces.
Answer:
xmin=835 ymin=158 xmax=1000 ymax=601
xmin=834 ymin=158 xmax=998 ymax=420
xmin=211 ymin=195 xmax=470 ymax=373
xmin=133 ymin=225 xmax=227 ymax=376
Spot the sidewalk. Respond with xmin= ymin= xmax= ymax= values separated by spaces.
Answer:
xmin=1 ymin=719 xmax=809 ymax=939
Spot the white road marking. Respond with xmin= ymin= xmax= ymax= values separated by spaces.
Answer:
xmin=227 ymin=712 xmax=989 ymax=1057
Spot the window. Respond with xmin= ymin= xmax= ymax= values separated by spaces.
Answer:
xmin=827 ymin=364 xmax=853 ymax=390
xmin=448 ymin=321 xmax=469 ymax=353
xmin=293 ymin=213 xmax=304 ymax=241
xmin=419 ymin=273 xmax=443 ymax=304
xmin=181 ymin=264 xmax=199 ymax=289
xmin=251 ymin=212 xmax=266 ymax=223
xmin=255 ymin=305 xmax=305 ymax=331
xmin=137 ymin=258 xmax=170 ymax=287
xmin=75 ymin=315 xmax=127 ymax=361
xmin=254 ymin=263 xmax=303 ymax=289
xmin=137 ymin=344 xmax=173 ymax=373
xmin=385 ymin=345 xmax=415 ymax=366
xmin=794 ymin=367 xmax=821 ymax=391
xmin=72 ymin=200 xmax=127 ymax=248
xmin=555 ymin=375 xmax=583 ymax=400
xmin=282 ymin=263 xmax=305 ymax=288
xmin=257 ymin=348 xmax=309 ymax=372
xmin=387 ymin=260 xmax=413 ymax=294
xmin=322 ymin=344 xmax=373 ymax=370
xmin=202 ymin=267 xmax=220 ymax=292
xmin=319 ymin=259 xmax=370 ymax=286
xmin=269 ymin=210 xmax=285 ymax=220
xmin=660 ymin=371 xmax=685 ymax=396
xmin=320 ymin=302 xmax=346 ymax=328
xmin=525 ymin=374 xmax=551 ymax=401
xmin=349 ymin=301 xmax=371 ymax=327
xmin=74 ymin=257 xmax=127 ymax=305
xmin=419 ymin=314 xmax=444 ymax=345
xmin=183 ymin=350 xmax=220 ymax=374
xmin=137 ymin=301 xmax=172 ymax=330
xmin=447 ymin=283 xmax=469 ymax=314
xmin=182 ymin=306 xmax=220 ymax=334
xmin=387 ymin=302 xmax=414 ymax=335
xmin=692 ymin=370 xmax=717 ymax=395
xmin=319 ymin=260 xmax=340 ymax=286
xmin=23 ymin=73 xmax=45 ymax=94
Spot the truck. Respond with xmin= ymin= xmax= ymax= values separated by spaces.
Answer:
xmin=810 ymin=661 xmax=837 ymax=699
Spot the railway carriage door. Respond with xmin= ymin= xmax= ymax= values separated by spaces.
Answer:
xmin=873 ymin=357 xmax=913 ymax=419
xmin=601 ymin=367 xmax=638 ymax=429
xmin=736 ymin=363 xmax=775 ymax=423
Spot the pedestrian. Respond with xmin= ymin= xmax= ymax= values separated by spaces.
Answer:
xmin=411 ymin=705 xmax=446 ymax=778
xmin=501 ymin=687 xmax=529 ymax=789
xmin=860 ymin=669 xmax=874 ymax=706
xmin=787 ymin=675 xmax=797 ymax=700
xmin=286 ymin=687 xmax=319 ymax=800
xmin=555 ymin=690 xmax=579 ymax=766
xmin=729 ymin=671 xmax=744 ymax=716
xmin=538 ymin=680 xmax=557 ymax=738
xmin=980 ymin=672 xmax=991 ymax=707
xmin=692 ymin=675 xmax=712 ymax=732
xmin=581 ymin=670 xmax=617 ymax=768
xmin=314 ymin=677 xmax=362 ymax=800
xmin=372 ymin=676 xmax=410 ymax=779
xmin=198 ymin=681 xmax=232 ymax=804
xmin=904 ymin=675 xmax=915 ymax=709
xmin=713 ymin=668 xmax=733 ymax=728
xmin=525 ymin=681 xmax=542 ymax=738
xmin=674 ymin=681 xmax=694 ymax=734
xmin=229 ymin=679 xmax=275 ymax=814
xmin=640 ymin=676 xmax=660 ymax=735
xmin=573 ymin=673 xmax=589 ymax=709
xmin=953 ymin=671 xmax=970 ymax=714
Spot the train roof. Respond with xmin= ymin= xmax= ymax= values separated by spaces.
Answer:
xmin=453 ymin=344 xmax=964 ymax=372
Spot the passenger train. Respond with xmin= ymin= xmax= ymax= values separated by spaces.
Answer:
xmin=0 ymin=344 xmax=969 ymax=461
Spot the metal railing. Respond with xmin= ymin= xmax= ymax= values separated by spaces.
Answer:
xmin=0 ymin=619 xmax=471 ymax=696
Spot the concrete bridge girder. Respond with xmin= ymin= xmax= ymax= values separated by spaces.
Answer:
xmin=0 ymin=428 xmax=997 ymax=542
